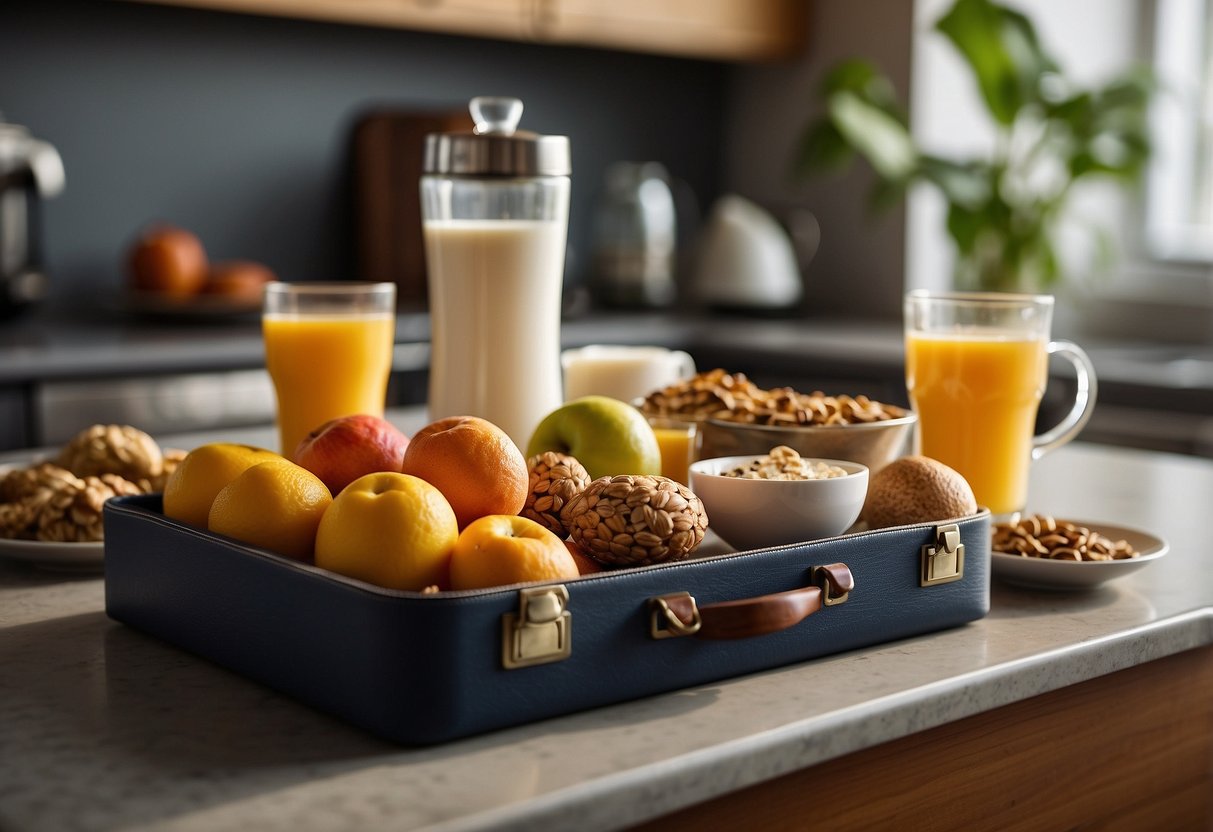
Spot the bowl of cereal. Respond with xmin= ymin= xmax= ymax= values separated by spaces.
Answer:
xmin=688 ymin=446 xmax=868 ymax=551
xmin=637 ymin=369 xmax=916 ymax=474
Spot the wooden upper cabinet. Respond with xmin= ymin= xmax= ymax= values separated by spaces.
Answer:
xmin=125 ymin=0 xmax=808 ymax=61
xmin=542 ymin=0 xmax=807 ymax=61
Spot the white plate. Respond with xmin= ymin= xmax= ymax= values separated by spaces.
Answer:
xmin=0 ymin=536 xmax=104 ymax=571
xmin=991 ymin=520 xmax=1168 ymax=591
xmin=0 ymin=459 xmax=105 ymax=571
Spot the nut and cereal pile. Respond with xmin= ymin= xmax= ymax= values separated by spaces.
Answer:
xmin=723 ymin=446 xmax=849 ymax=481
xmin=0 ymin=425 xmax=184 ymax=543
xmin=522 ymin=451 xmax=592 ymax=536
xmin=639 ymin=368 xmax=904 ymax=427
xmin=992 ymin=514 xmax=1139 ymax=561
xmin=561 ymin=474 xmax=709 ymax=567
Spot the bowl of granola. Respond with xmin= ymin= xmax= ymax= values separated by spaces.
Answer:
xmin=637 ymin=369 xmax=916 ymax=474
xmin=688 ymin=445 xmax=868 ymax=550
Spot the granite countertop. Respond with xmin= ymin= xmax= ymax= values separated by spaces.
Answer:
xmin=2 ymin=428 xmax=1212 ymax=831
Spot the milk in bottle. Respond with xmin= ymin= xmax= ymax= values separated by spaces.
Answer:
xmin=421 ymin=97 xmax=571 ymax=448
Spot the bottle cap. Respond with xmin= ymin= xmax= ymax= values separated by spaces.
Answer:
xmin=423 ymin=96 xmax=570 ymax=177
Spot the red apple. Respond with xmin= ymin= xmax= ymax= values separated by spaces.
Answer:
xmin=293 ymin=414 xmax=410 ymax=495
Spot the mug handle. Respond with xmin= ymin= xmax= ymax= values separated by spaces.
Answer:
xmin=1032 ymin=340 xmax=1098 ymax=461
xmin=672 ymin=350 xmax=697 ymax=380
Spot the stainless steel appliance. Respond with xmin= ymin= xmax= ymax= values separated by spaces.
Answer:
xmin=0 ymin=115 xmax=64 ymax=318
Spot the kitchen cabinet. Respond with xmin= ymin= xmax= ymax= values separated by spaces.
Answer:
xmin=121 ymin=0 xmax=808 ymax=61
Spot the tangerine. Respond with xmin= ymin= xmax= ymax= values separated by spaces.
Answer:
xmin=449 ymin=514 xmax=580 ymax=590
xmin=162 ymin=442 xmax=281 ymax=527
xmin=207 ymin=459 xmax=332 ymax=561
xmin=400 ymin=416 xmax=528 ymax=529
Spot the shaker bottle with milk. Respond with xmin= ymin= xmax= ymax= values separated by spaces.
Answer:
xmin=420 ymin=97 xmax=571 ymax=449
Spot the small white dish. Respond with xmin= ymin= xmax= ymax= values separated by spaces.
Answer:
xmin=991 ymin=521 xmax=1168 ymax=591
xmin=689 ymin=454 xmax=868 ymax=551
xmin=0 ymin=536 xmax=104 ymax=571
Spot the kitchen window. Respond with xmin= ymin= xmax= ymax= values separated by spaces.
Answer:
xmin=908 ymin=0 xmax=1213 ymax=333
xmin=1145 ymin=0 xmax=1213 ymax=264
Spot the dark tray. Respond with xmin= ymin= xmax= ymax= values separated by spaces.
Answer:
xmin=104 ymin=495 xmax=990 ymax=745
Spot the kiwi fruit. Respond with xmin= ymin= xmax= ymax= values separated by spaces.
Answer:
xmin=862 ymin=455 xmax=977 ymax=528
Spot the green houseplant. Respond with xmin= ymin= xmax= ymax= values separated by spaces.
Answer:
xmin=798 ymin=0 xmax=1153 ymax=292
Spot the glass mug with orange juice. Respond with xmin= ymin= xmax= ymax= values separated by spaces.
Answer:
xmin=263 ymin=282 xmax=396 ymax=458
xmin=904 ymin=291 xmax=1096 ymax=518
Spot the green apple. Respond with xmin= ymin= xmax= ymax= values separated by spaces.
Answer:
xmin=526 ymin=396 xmax=661 ymax=480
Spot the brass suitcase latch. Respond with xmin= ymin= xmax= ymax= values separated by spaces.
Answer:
xmin=502 ymin=585 xmax=571 ymax=669
xmin=921 ymin=523 xmax=965 ymax=586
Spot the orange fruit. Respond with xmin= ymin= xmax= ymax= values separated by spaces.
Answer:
xmin=565 ymin=539 xmax=605 ymax=576
xmin=314 ymin=472 xmax=458 ymax=591
xmin=207 ymin=459 xmax=332 ymax=561
xmin=162 ymin=442 xmax=282 ymax=527
xmin=449 ymin=514 xmax=580 ymax=590
xmin=201 ymin=260 xmax=277 ymax=303
xmin=127 ymin=225 xmax=209 ymax=298
xmin=400 ymin=416 xmax=528 ymax=529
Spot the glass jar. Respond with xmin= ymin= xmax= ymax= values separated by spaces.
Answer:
xmin=420 ymin=97 xmax=571 ymax=449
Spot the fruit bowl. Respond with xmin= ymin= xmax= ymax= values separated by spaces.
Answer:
xmin=688 ymin=455 xmax=869 ymax=551
xmin=697 ymin=410 xmax=916 ymax=474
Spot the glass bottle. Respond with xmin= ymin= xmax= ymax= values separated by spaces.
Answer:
xmin=420 ymin=97 xmax=571 ymax=449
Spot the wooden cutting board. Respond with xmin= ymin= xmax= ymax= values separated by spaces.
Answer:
xmin=350 ymin=107 xmax=473 ymax=309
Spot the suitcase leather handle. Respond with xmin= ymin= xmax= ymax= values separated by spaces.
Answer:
xmin=660 ymin=563 xmax=853 ymax=640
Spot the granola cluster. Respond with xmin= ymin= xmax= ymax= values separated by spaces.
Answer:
xmin=723 ymin=446 xmax=849 ymax=481
xmin=0 ymin=425 xmax=185 ymax=543
xmin=639 ymin=368 xmax=904 ymax=426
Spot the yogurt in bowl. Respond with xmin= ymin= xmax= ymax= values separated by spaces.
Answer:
xmin=689 ymin=449 xmax=868 ymax=551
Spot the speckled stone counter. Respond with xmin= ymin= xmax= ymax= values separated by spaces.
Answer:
xmin=2 ymin=437 xmax=1212 ymax=831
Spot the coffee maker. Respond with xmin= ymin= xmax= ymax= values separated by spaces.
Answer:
xmin=0 ymin=115 xmax=64 ymax=318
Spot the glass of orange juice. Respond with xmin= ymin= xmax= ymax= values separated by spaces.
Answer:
xmin=263 ymin=282 xmax=396 ymax=459
xmin=646 ymin=416 xmax=699 ymax=485
xmin=904 ymin=291 xmax=1096 ymax=518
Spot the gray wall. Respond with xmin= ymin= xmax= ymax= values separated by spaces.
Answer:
xmin=725 ymin=0 xmax=914 ymax=321
xmin=1 ymin=0 xmax=728 ymax=306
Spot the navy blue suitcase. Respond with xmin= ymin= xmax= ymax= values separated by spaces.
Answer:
xmin=103 ymin=494 xmax=990 ymax=745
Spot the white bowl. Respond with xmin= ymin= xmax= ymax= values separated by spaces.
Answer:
xmin=688 ymin=455 xmax=869 ymax=551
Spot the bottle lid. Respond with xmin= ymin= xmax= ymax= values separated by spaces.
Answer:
xmin=423 ymin=96 xmax=570 ymax=177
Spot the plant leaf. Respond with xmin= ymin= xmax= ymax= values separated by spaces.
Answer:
xmin=795 ymin=120 xmax=856 ymax=175
xmin=920 ymin=156 xmax=993 ymax=210
xmin=867 ymin=176 xmax=908 ymax=213
xmin=946 ymin=202 xmax=985 ymax=254
xmin=820 ymin=59 xmax=905 ymax=115
xmin=936 ymin=0 xmax=1053 ymax=125
xmin=1047 ymin=69 xmax=1154 ymax=180
xmin=827 ymin=91 xmax=918 ymax=180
